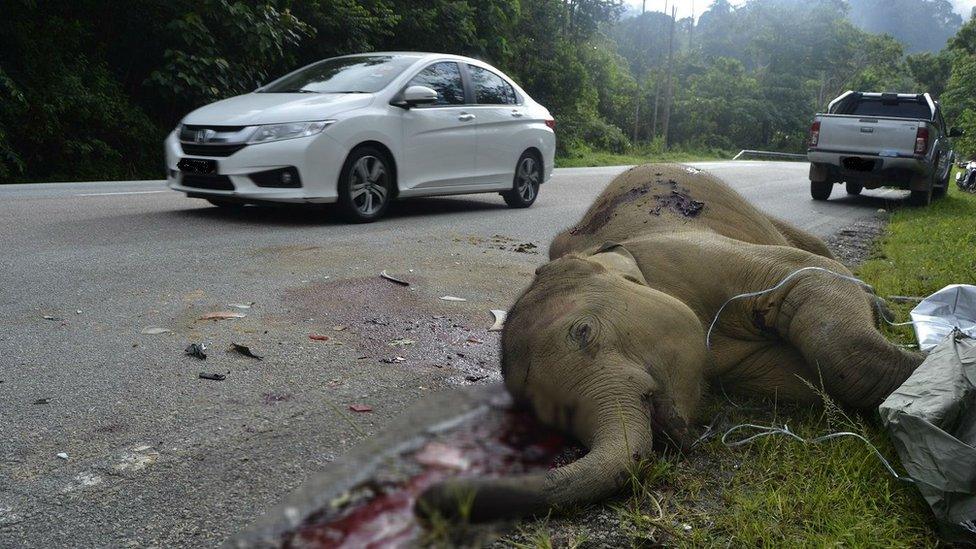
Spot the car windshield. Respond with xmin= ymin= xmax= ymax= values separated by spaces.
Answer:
xmin=259 ymin=55 xmax=419 ymax=94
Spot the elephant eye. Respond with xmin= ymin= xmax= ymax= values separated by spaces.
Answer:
xmin=568 ymin=316 xmax=599 ymax=349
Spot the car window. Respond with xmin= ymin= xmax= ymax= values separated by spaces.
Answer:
xmin=468 ymin=66 xmax=517 ymax=105
xmin=841 ymin=99 xmax=932 ymax=120
xmin=406 ymin=62 xmax=465 ymax=106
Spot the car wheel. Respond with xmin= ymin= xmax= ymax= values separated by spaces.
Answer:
xmin=503 ymin=152 xmax=541 ymax=208
xmin=933 ymin=182 xmax=948 ymax=198
xmin=810 ymin=180 xmax=832 ymax=201
xmin=337 ymin=147 xmax=393 ymax=223
xmin=207 ymin=198 xmax=243 ymax=209
xmin=845 ymin=182 xmax=863 ymax=196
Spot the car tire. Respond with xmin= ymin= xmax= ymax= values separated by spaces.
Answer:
xmin=810 ymin=180 xmax=832 ymax=201
xmin=845 ymin=182 xmax=863 ymax=196
xmin=933 ymin=183 xmax=948 ymax=199
xmin=336 ymin=146 xmax=394 ymax=223
xmin=207 ymin=198 xmax=243 ymax=209
xmin=503 ymin=151 xmax=541 ymax=208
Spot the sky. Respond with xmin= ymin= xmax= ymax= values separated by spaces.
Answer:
xmin=624 ymin=0 xmax=976 ymax=21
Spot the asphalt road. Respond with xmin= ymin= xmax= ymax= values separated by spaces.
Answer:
xmin=0 ymin=161 xmax=908 ymax=547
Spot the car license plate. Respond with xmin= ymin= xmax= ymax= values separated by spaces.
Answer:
xmin=177 ymin=158 xmax=218 ymax=174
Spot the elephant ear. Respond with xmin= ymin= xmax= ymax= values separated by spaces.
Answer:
xmin=589 ymin=242 xmax=649 ymax=286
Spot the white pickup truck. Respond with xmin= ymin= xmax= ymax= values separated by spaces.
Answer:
xmin=807 ymin=91 xmax=959 ymax=206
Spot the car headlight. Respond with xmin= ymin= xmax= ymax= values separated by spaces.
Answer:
xmin=247 ymin=120 xmax=335 ymax=144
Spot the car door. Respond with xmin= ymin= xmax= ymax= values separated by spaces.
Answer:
xmin=398 ymin=61 xmax=476 ymax=191
xmin=465 ymin=64 xmax=523 ymax=187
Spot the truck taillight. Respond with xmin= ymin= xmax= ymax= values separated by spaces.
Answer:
xmin=545 ymin=119 xmax=556 ymax=130
xmin=809 ymin=120 xmax=820 ymax=147
xmin=915 ymin=127 xmax=929 ymax=155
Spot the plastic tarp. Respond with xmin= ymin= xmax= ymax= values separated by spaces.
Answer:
xmin=910 ymin=284 xmax=976 ymax=352
xmin=880 ymin=331 xmax=976 ymax=544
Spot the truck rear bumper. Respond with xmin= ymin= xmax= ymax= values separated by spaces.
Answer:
xmin=807 ymin=150 xmax=931 ymax=190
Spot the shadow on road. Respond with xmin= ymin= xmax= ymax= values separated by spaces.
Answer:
xmin=169 ymin=196 xmax=509 ymax=226
xmin=817 ymin=189 xmax=914 ymax=211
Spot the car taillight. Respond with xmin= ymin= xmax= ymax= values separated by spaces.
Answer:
xmin=545 ymin=119 xmax=556 ymax=130
xmin=809 ymin=120 xmax=820 ymax=147
xmin=915 ymin=126 xmax=929 ymax=155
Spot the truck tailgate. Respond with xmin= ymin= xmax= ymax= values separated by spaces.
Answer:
xmin=819 ymin=115 xmax=920 ymax=156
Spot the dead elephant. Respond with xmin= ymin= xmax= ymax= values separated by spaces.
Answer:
xmin=417 ymin=164 xmax=921 ymax=521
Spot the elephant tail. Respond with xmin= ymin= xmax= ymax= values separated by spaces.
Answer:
xmin=414 ymin=397 xmax=653 ymax=522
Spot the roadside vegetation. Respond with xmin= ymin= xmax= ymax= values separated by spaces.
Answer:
xmin=501 ymin=178 xmax=976 ymax=547
xmin=555 ymin=141 xmax=732 ymax=168
xmin=4 ymin=0 xmax=976 ymax=183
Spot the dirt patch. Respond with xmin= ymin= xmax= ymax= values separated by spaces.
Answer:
xmin=823 ymin=212 xmax=888 ymax=268
xmin=459 ymin=234 xmax=540 ymax=254
xmin=280 ymin=277 xmax=500 ymax=384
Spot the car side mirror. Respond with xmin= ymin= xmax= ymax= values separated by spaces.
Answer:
xmin=395 ymin=86 xmax=438 ymax=108
xmin=949 ymin=127 xmax=964 ymax=138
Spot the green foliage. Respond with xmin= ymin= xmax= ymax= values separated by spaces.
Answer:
xmin=147 ymin=1 xmax=313 ymax=109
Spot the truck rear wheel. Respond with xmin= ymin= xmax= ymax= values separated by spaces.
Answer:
xmin=811 ymin=180 xmax=832 ymax=201
xmin=845 ymin=182 xmax=863 ymax=195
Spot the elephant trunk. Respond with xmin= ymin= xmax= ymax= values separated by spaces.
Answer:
xmin=415 ymin=394 xmax=653 ymax=522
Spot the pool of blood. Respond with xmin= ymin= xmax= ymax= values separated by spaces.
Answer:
xmin=281 ymin=408 xmax=584 ymax=548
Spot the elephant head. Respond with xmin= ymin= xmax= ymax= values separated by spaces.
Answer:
xmin=416 ymin=244 xmax=708 ymax=521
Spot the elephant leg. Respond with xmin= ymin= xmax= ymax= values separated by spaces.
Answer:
xmin=766 ymin=270 xmax=922 ymax=409
xmin=767 ymin=216 xmax=836 ymax=259
xmin=720 ymin=343 xmax=821 ymax=404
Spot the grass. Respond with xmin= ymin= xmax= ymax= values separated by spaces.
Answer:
xmin=505 ymin=172 xmax=976 ymax=548
xmin=555 ymin=144 xmax=732 ymax=168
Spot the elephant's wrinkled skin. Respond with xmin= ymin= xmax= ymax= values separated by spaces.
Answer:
xmin=417 ymin=164 xmax=921 ymax=522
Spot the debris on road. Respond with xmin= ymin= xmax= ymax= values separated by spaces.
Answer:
xmin=309 ymin=334 xmax=330 ymax=341
xmin=348 ymin=403 xmax=373 ymax=412
xmin=381 ymin=356 xmax=406 ymax=364
xmin=389 ymin=338 xmax=415 ymax=347
xmin=466 ymin=337 xmax=484 ymax=345
xmin=141 ymin=327 xmax=172 ymax=335
xmin=465 ymin=374 xmax=488 ymax=382
xmin=198 ymin=311 xmax=246 ymax=321
xmin=440 ymin=296 xmax=467 ymax=302
xmin=333 ymin=325 xmax=347 ymax=331
xmin=414 ymin=442 xmax=469 ymax=470
xmin=380 ymin=270 xmax=410 ymax=286
xmin=489 ymin=309 xmax=507 ymax=332
xmin=228 ymin=302 xmax=254 ymax=309
xmin=228 ymin=343 xmax=263 ymax=360
xmin=56 ymin=453 xmax=69 ymax=460
xmin=33 ymin=398 xmax=50 ymax=405
xmin=513 ymin=242 xmax=538 ymax=254
xmin=198 ymin=372 xmax=226 ymax=381
xmin=42 ymin=315 xmax=63 ymax=321
xmin=184 ymin=343 xmax=207 ymax=360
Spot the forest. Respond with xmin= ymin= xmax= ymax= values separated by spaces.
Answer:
xmin=2 ymin=0 xmax=976 ymax=183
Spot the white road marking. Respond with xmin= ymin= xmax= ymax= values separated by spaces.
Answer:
xmin=75 ymin=190 xmax=167 ymax=197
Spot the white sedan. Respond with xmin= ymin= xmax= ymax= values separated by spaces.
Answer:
xmin=165 ymin=52 xmax=556 ymax=222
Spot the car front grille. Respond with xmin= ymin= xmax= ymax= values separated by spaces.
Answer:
xmin=180 ymin=143 xmax=247 ymax=157
xmin=179 ymin=124 xmax=251 ymax=157
xmin=181 ymin=174 xmax=235 ymax=191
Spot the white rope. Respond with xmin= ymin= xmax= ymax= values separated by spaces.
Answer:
xmin=704 ymin=266 xmax=952 ymax=350
xmin=706 ymin=267 xmax=873 ymax=350
xmin=721 ymin=423 xmax=914 ymax=483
